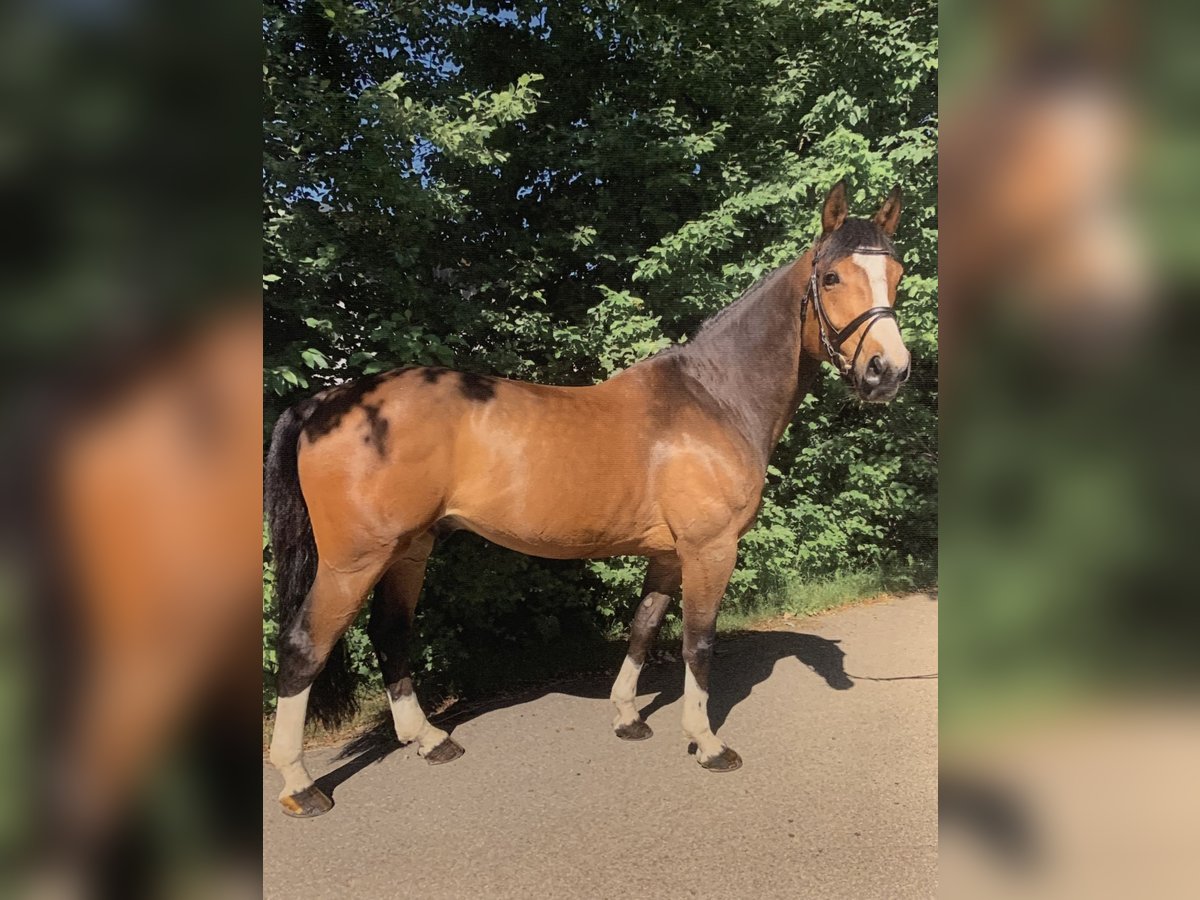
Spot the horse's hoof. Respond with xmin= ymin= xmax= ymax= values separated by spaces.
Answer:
xmin=423 ymin=737 xmax=465 ymax=765
xmin=280 ymin=785 xmax=333 ymax=818
xmin=615 ymin=719 xmax=653 ymax=741
xmin=698 ymin=747 xmax=743 ymax=773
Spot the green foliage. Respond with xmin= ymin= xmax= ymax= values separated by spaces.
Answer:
xmin=263 ymin=0 xmax=937 ymax=710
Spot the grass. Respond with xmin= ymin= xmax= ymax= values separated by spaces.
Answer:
xmin=729 ymin=568 xmax=905 ymax=625
xmin=653 ymin=568 xmax=924 ymax=639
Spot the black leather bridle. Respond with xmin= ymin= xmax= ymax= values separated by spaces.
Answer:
xmin=802 ymin=246 xmax=899 ymax=379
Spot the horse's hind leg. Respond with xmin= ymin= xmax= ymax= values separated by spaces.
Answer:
xmin=611 ymin=554 xmax=681 ymax=740
xmin=270 ymin=556 xmax=389 ymax=817
xmin=367 ymin=533 xmax=463 ymax=764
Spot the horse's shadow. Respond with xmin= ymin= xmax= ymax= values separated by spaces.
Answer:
xmin=638 ymin=630 xmax=856 ymax=732
xmin=316 ymin=630 xmax=855 ymax=799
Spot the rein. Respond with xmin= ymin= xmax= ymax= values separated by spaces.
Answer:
xmin=802 ymin=246 xmax=898 ymax=378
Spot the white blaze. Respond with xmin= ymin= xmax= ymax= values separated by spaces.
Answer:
xmin=849 ymin=252 xmax=906 ymax=365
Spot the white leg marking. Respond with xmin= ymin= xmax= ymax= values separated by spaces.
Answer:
xmin=610 ymin=654 xmax=644 ymax=728
xmin=269 ymin=686 xmax=313 ymax=800
xmin=389 ymin=689 xmax=449 ymax=755
xmin=681 ymin=666 xmax=725 ymax=762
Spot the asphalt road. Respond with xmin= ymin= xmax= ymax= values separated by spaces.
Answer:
xmin=263 ymin=593 xmax=937 ymax=899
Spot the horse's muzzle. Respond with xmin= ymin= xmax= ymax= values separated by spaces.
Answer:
xmin=856 ymin=353 xmax=909 ymax=402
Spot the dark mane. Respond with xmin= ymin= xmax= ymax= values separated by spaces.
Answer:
xmin=654 ymin=265 xmax=793 ymax=362
xmin=640 ymin=263 xmax=810 ymax=463
xmin=815 ymin=217 xmax=895 ymax=262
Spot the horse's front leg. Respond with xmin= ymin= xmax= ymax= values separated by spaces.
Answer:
xmin=610 ymin=554 xmax=681 ymax=740
xmin=678 ymin=540 xmax=742 ymax=771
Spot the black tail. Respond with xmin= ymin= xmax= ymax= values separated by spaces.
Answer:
xmin=265 ymin=404 xmax=358 ymax=728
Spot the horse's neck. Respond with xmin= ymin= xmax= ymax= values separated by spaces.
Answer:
xmin=780 ymin=251 xmax=824 ymax=432
xmin=755 ymin=255 xmax=825 ymax=452
xmin=676 ymin=260 xmax=818 ymax=466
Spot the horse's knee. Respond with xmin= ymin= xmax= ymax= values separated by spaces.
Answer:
xmin=627 ymin=592 xmax=670 ymax=662
xmin=631 ymin=593 xmax=669 ymax=633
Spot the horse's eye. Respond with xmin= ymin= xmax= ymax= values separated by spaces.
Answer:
xmin=823 ymin=272 xmax=840 ymax=287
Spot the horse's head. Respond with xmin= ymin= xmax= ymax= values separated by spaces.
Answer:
xmin=803 ymin=180 xmax=910 ymax=403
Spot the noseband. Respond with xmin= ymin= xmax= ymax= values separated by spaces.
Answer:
xmin=802 ymin=246 xmax=898 ymax=379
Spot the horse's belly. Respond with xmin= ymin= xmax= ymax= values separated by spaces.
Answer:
xmin=448 ymin=515 xmax=674 ymax=559
xmin=443 ymin=474 xmax=673 ymax=559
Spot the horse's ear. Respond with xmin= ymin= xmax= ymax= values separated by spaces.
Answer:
xmin=873 ymin=184 xmax=903 ymax=237
xmin=821 ymin=179 xmax=849 ymax=233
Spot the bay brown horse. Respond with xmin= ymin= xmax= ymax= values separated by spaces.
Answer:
xmin=266 ymin=180 xmax=910 ymax=817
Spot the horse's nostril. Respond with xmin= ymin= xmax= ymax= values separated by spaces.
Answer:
xmin=865 ymin=355 xmax=884 ymax=383
xmin=899 ymin=362 xmax=911 ymax=382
